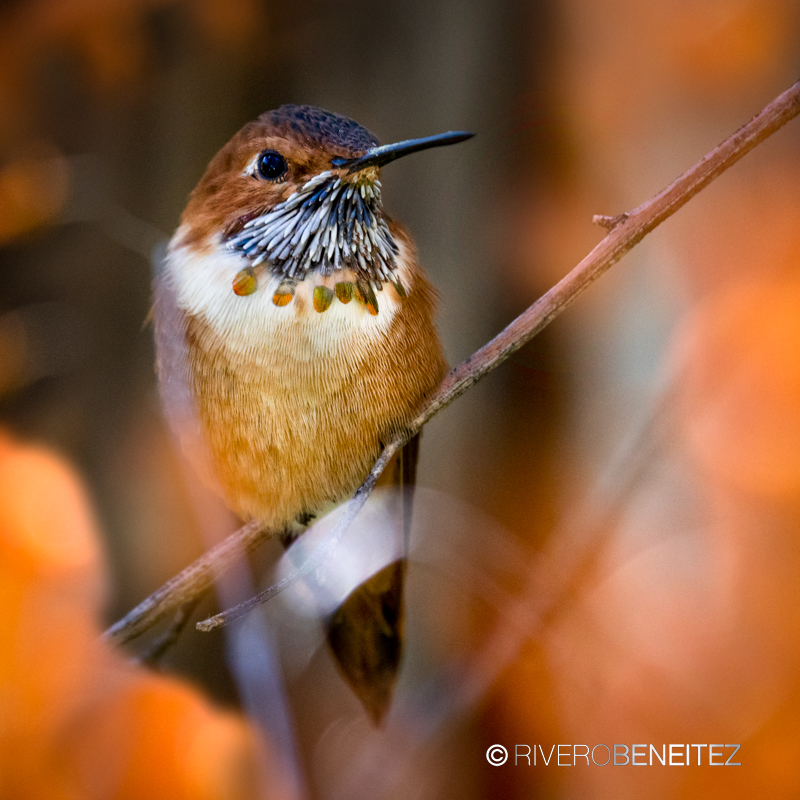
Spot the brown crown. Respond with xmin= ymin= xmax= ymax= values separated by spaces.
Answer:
xmin=177 ymin=105 xmax=379 ymax=252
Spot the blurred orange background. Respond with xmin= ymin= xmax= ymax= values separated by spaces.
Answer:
xmin=2 ymin=0 xmax=800 ymax=798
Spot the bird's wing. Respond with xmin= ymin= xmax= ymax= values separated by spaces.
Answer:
xmin=151 ymin=272 xmax=220 ymax=488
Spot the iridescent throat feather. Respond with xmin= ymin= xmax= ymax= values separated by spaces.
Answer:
xmin=224 ymin=170 xmax=399 ymax=287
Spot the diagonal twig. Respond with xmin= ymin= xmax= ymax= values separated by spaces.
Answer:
xmin=104 ymin=79 xmax=800 ymax=645
xmin=103 ymin=520 xmax=265 ymax=644
xmin=134 ymin=597 xmax=201 ymax=666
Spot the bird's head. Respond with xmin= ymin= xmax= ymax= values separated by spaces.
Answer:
xmin=176 ymin=105 xmax=473 ymax=300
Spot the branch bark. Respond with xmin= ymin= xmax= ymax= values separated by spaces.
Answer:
xmin=104 ymin=79 xmax=800 ymax=646
xmin=134 ymin=597 xmax=200 ymax=666
xmin=104 ymin=521 xmax=265 ymax=644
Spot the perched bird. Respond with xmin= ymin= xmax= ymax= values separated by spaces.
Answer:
xmin=154 ymin=105 xmax=473 ymax=722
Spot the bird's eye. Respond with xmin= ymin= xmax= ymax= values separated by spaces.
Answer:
xmin=257 ymin=150 xmax=288 ymax=181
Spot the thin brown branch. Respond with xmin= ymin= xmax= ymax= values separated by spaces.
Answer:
xmin=103 ymin=520 xmax=265 ymax=644
xmin=104 ymin=79 xmax=800 ymax=645
xmin=134 ymin=597 xmax=201 ymax=666
xmin=592 ymin=212 xmax=628 ymax=229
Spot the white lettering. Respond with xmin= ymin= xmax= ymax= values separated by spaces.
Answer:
xmin=690 ymin=744 xmax=707 ymax=765
xmin=573 ymin=744 xmax=590 ymax=766
xmin=502 ymin=741 xmax=741 ymax=767
xmin=538 ymin=745 xmax=555 ymax=766
xmin=515 ymin=745 xmax=531 ymax=766
xmin=725 ymin=744 xmax=741 ymax=766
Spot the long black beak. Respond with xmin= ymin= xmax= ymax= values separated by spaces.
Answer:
xmin=335 ymin=130 xmax=475 ymax=174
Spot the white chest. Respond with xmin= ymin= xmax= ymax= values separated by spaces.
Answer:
xmin=165 ymin=229 xmax=412 ymax=367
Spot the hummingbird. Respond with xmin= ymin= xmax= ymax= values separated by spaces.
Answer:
xmin=153 ymin=104 xmax=473 ymax=722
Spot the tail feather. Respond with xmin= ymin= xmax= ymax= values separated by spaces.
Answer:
xmin=325 ymin=434 xmax=420 ymax=724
